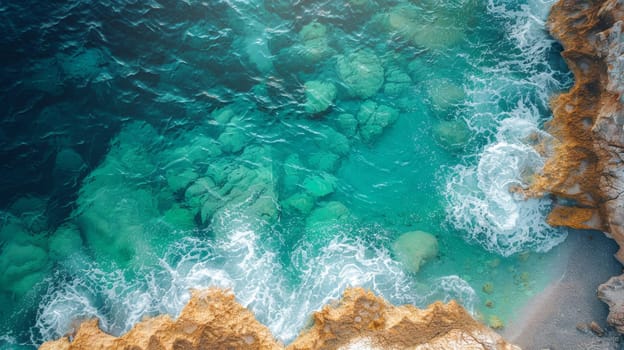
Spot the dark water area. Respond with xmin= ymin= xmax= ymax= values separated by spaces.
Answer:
xmin=0 ymin=0 xmax=575 ymax=348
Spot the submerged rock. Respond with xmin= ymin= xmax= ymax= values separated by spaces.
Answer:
xmin=425 ymin=78 xmax=466 ymax=112
xmin=39 ymin=288 xmax=519 ymax=350
xmin=336 ymin=49 xmax=384 ymax=99
xmin=303 ymin=80 xmax=337 ymax=114
xmin=334 ymin=113 xmax=359 ymax=137
xmin=298 ymin=22 xmax=334 ymax=65
xmin=433 ymin=119 xmax=471 ymax=152
xmin=356 ymin=100 xmax=399 ymax=143
xmin=392 ymin=230 xmax=439 ymax=273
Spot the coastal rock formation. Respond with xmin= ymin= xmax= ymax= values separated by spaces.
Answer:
xmin=39 ymin=288 xmax=282 ymax=350
xmin=534 ymin=0 xmax=624 ymax=258
xmin=39 ymin=288 xmax=518 ymax=350
xmin=598 ymin=274 xmax=624 ymax=334
xmin=537 ymin=0 xmax=624 ymax=333
xmin=287 ymin=288 xmax=518 ymax=350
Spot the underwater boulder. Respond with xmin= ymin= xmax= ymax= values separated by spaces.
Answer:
xmin=382 ymin=3 xmax=423 ymax=40
xmin=77 ymin=187 xmax=161 ymax=269
xmin=218 ymin=126 xmax=250 ymax=153
xmin=303 ymin=173 xmax=337 ymax=198
xmin=211 ymin=105 xmax=237 ymax=126
xmin=316 ymin=126 xmax=350 ymax=156
xmin=53 ymin=147 xmax=86 ymax=178
xmin=307 ymin=152 xmax=341 ymax=172
xmin=306 ymin=201 xmax=350 ymax=227
xmin=276 ymin=21 xmax=333 ymax=72
xmin=356 ymin=100 xmax=399 ymax=143
xmin=166 ymin=167 xmax=199 ymax=193
xmin=334 ymin=113 xmax=359 ymax=138
xmin=384 ymin=66 xmax=412 ymax=96
xmin=185 ymin=177 xmax=222 ymax=209
xmin=282 ymin=192 xmax=315 ymax=215
xmin=299 ymin=21 xmax=327 ymax=42
xmin=425 ymin=78 xmax=466 ymax=112
xmin=303 ymin=80 xmax=337 ymax=114
xmin=194 ymin=146 xmax=279 ymax=225
xmin=282 ymin=153 xmax=307 ymax=194
xmin=392 ymin=230 xmax=439 ymax=273
xmin=336 ymin=49 xmax=384 ymax=99
xmin=298 ymin=21 xmax=333 ymax=64
xmin=433 ymin=119 xmax=471 ymax=152
xmin=409 ymin=17 xmax=466 ymax=50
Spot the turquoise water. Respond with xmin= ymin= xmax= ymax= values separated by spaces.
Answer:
xmin=0 ymin=0 xmax=572 ymax=347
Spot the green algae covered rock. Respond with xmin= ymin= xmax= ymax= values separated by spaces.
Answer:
xmin=425 ymin=78 xmax=466 ymax=111
xmin=336 ymin=49 xmax=384 ymax=99
xmin=307 ymin=152 xmax=341 ymax=172
xmin=335 ymin=113 xmax=359 ymax=137
xmin=392 ymin=230 xmax=439 ymax=273
xmin=306 ymin=201 xmax=350 ymax=227
xmin=304 ymin=80 xmax=337 ymax=114
xmin=303 ymin=173 xmax=337 ymax=198
xmin=316 ymin=126 xmax=350 ymax=156
xmin=383 ymin=3 xmax=423 ymax=40
xmin=384 ymin=66 xmax=412 ymax=96
xmin=297 ymin=21 xmax=333 ymax=64
xmin=299 ymin=21 xmax=327 ymax=42
xmin=379 ymin=2 xmax=477 ymax=50
xmin=282 ymin=192 xmax=315 ymax=215
xmin=356 ymin=100 xmax=399 ymax=143
xmin=433 ymin=119 xmax=471 ymax=152
xmin=187 ymin=146 xmax=279 ymax=226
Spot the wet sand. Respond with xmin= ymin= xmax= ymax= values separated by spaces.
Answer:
xmin=504 ymin=230 xmax=623 ymax=349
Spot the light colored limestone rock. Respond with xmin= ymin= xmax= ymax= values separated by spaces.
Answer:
xmin=40 ymin=288 xmax=519 ymax=350
xmin=392 ymin=231 xmax=439 ymax=273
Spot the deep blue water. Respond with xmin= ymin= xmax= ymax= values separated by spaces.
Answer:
xmin=0 ymin=0 xmax=572 ymax=347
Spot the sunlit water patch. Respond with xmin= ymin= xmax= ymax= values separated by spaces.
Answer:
xmin=0 ymin=0 xmax=572 ymax=347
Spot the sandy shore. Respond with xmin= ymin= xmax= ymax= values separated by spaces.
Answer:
xmin=503 ymin=230 xmax=623 ymax=349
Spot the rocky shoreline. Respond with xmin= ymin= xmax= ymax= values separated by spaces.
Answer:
xmin=531 ymin=0 xmax=624 ymax=333
xmin=39 ymin=288 xmax=518 ymax=350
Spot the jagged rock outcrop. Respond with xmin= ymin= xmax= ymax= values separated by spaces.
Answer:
xmin=533 ymin=0 xmax=624 ymax=259
xmin=39 ymin=288 xmax=518 ymax=350
xmin=536 ymin=0 xmax=624 ymax=334
xmin=598 ymin=274 xmax=624 ymax=334
xmin=39 ymin=288 xmax=282 ymax=350
xmin=287 ymin=288 xmax=518 ymax=350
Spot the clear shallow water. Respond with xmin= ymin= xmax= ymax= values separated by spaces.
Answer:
xmin=0 ymin=0 xmax=572 ymax=347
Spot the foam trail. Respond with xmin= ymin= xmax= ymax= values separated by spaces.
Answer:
xmin=443 ymin=0 xmax=570 ymax=256
xmin=34 ymin=216 xmax=476 ymax=344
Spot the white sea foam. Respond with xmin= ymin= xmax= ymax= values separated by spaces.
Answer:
xmin=34 ymin=216 xmax=476 ymax=344
xmin=444 ymin=1 xmax=569 ymax=256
